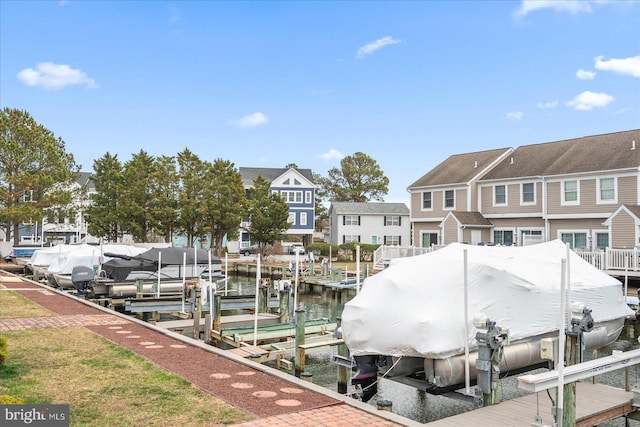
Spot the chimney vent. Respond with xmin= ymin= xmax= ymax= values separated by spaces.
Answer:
xmin=474 ymin=161 xmax=478 ymax=168
xmin=510 ymin=157 xmax=514 ymax=164
xmin=632 ymin=140 xmax=636 ymax=150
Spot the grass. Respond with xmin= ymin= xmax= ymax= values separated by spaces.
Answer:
xmin=0 ymin=289 xmax=253 ymax=426
xmin=0 ymin=285 xmax=55 ymax=318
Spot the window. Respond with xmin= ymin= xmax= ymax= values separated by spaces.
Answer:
xmin=595 ymin=232 xmax=609 ymax=250
xmin=493 ymin=230 xmax=514 ymax=246
xmin=520 ymin=229 xmax=543 ymax=245
xmin=561 ymin=232 xmax=587 ymax=250
xmin=444 ymin=190 xmax=455 ymax=209
xmin=343 ymin=215 xmax=360 ymax=226
xmin=384 ymin=216 xmax=401 ymax=226
xmin=288 ymin=212 xmax=296 ymax=225
xmin=422 ymin=232 xmax=438 ymax=247
xmin=422 ymin=191 xmax=432 ymax=210
xmin=300 ymin=212 xmax=307 ymax=226
xmin=522 ymin=183 xmax=535 ymax=204
xmin=494 ymin=185 xmax=506 ymax=205
xmin=305 ymin=191 xmax=312 ymax=204
xmin=384 ymin=235 xmax=401 ymax=245
xmin=598 ymin=177 xmax=616 ymax=203
xmin=343 ymin=235 xmax=360 ymax=243
xmin=281 ymin=191 xmax=302 ymax=203
xmin=563 ymin=180 xmax=579 ymax=204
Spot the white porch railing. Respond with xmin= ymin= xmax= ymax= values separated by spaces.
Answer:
xmin=576 ymin=247 xmax=640 ymax=272
xmin=373 ymin=245 xmax=436 ymax=270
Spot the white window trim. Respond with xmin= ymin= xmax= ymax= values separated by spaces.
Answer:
xmin=596 ymin=177 xmax=617 ymax=205
xmin=520 ymin=182 xmax=536 ymax=206
xmin=300 ymin=212 xmax=307 ymax=226
xmin=288 ymin=212 xmax=296 ymax=225
xmin=493 ymin=227 xmax=516 ymax=245
xmin=592 ymin=229 xmax=609 ymax=251
xmin=443 ymin=189 xmax=456 ymax=210
xmin=421 ymin=191 xmax=433 ymax=211
xmin=420 ymin=231 xmax=439 ymax=247
xmin=557 ymin=229 xmax=589 ymax=249
xmin=493 ymin=184 xmax=507 ymax=207
xmin=561 ymin=180 xmax=580 ymax=206
xmin=305 ymin=191 xmax=312 ymax=204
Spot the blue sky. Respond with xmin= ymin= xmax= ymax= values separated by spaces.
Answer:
xmin=2 ymin=1 xmax=639 ymax=203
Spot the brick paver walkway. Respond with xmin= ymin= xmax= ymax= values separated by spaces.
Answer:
xmin=0 ymin=271 xmax=411 ymax=427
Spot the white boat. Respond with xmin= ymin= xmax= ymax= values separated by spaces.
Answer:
xmin=45 ymin=244 xmax=148 ymax=289
xmin=27 ymin=244 xmax=79 ymax=277
xmin=340 ymin=240 xmax=633 ymax=400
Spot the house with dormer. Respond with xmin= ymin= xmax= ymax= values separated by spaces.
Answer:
xmin=408 ymin=129 xmax=640 ymax=250
xmin=231 ymin=165 xmax=315 ymax=252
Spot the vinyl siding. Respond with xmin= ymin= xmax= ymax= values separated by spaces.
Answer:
xmin=618 ymin=175 xmax=637 ymax=205
xmin=442 ymin=216 xmax=459 ymax=245
xmin=549 ymin=218 xmax=608 ymax=241
xmin=547 ymin=175 xmax=637 ymax=215
xmin=411 ymin=188 xmax=468 ymax=218
xmin=611 ymin=211 xmax=636 ymax=248
xmin=480 ymin=182 xmax=542 ymax=215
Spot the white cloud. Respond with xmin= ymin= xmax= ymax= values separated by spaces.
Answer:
xmin=229 ymin=112 xmax=269 ymax=128
xmin=565 ymin=91 xmax=614 ymax=110
xmin=515 ymin=0 xmax=592 ymax=17
xmin=356 ymin=36 xmax=401 ymax=59
xmin=320 ymin=148 xmax=344 ymax=161
xmin=576 ymin=69 xmax=596 ymax=80
xmin=17 ymin=62 xmax=97 ymax=90
xmin=506 ymin=111 xmax=523 ymax=121
xmin=594 ymin=55 xmax=640 ymax=78
xmin=537 ymin=100 xmax=559 ymax=109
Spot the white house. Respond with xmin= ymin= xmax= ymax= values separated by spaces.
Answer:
xmin=328 ymin=202 xmax=411 ymax=246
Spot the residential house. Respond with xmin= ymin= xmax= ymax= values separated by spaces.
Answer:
xmin=408 ymin=129 xmax=640 ymax=250
xmin=17 ymin=172 xmax=95 ymax=245
xmin=328 ymin=202 xmax=410 ymax=246
xmin=232 ymin=165 xmax=315 ymax=252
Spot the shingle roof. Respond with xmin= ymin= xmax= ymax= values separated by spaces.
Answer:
xmin=239 ymin=167 xmax=314 ymax=186
xmin=623 ymin=205 xmax=640 ymax=219
xmin=408 ymin=148 xmax=512 ymax=189
xmin=483 ymin=129 xmax=640 ymax=180
xmin=330 ymin=202 xmax=409 ymax=215
xmin=448 ymin=211 xmax=493 ymax=227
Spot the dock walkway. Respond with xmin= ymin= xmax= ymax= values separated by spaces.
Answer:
xmin=426 ymin=382 xmax=634 ymax=426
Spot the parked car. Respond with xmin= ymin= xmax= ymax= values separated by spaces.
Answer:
xmin=241 ymin=244 xmax=259 ymax=256
xmin=288 ymin=243 xmax=305 ymax=255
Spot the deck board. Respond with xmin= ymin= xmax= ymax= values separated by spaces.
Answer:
xmin=425 ymin=382 xmax=634 ymax=426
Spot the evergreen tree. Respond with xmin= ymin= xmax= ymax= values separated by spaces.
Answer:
xmin=246 ymin=175 xmax=291 ymax=253
xmin=120 ymin=150 xmax=156 ymax=242
xmin=202 ymin=159 xmax=246 ymax=257
xmin=176 ymin=148 xmax=206 ymax=247
xmin=316 ymin=152 xmax=389 ymax=202
xmin=86 ymin=153 xmax=123 ymax=242
xmin=151 ymin=155 xmax=179 ymax=243
xmin=0 ymin=108 xmax=79 ymax=244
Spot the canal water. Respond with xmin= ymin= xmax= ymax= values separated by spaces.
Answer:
xmin=226 ymin=275 xmax=640 ymax=426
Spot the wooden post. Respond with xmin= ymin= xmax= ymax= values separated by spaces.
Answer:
xmin=278 ymin=286 xmax=290 ymax=323
xmin=294 ymin=308 xmax=306 ymax=377
xmin=562 ymin=335 xmax=577 ymax=426
xmin=193 ymin=285 xmax=201 ymax=340
xmin=213 ymin=293 xmax=222 ymax=333
xmin=337 ymin=317 xmax=349 ymax=394
xmin=258 ymin=278 xmax=269 ymax=313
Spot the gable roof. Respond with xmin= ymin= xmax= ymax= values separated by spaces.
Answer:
xmin=330 ymin=202 xmax=409 ymax=215
xmin=408 ymin=147 xmax=512 ymax=189
xmin=603 ymin=204 xmax=640 ymax=226
xmin=483 ymin=129 xmax=640 ymax=180
xmin=443 ymin=211 xmax=493 ymax=227
xmin=239 ymin=166 xmax=314 ymax=187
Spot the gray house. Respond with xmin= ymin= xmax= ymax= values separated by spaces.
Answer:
xmin=328 ymin=202 xmax=410 ymax=246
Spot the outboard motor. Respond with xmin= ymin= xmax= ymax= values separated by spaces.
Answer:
xmin=71 ymin=266 xmax=95 ymax=299
xmin=351 ymin=355 xmax=380 ymax=402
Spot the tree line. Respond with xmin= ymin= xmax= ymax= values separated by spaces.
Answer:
xmin=1 ymin=107 xmax=390 ymax=255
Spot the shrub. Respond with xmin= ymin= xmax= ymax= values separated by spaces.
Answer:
xmin=0 ymin=395 xmax=24 ymax=404
xmin=307 ymin=243 xmax=340 ymax=258
xmin=0 ymin=335 xmax=7 ymax=365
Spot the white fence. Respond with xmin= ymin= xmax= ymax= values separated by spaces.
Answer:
xmin=576 ymin=247 xmax=640 ymax=273
xmin=374 ymin=244 xmax=640 ymax=274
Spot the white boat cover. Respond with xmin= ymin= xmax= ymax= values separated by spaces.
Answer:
xmin=46 ymin=244 xmax=148 ymax=275
xmin=341 ymin=240 xmax=633 ymax=359
xmin=28 ymin=244 xmax=80 ymax=268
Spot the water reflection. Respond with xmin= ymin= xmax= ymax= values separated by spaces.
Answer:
xmin=227 ymin=275 xmax=640 ymax=425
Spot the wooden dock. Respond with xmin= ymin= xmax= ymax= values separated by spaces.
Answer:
xmin=425 ymin=382 xmax=635 ymax=426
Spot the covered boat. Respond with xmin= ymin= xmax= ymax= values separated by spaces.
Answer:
xmin=341 ymin=240 xmax=633 ymax=399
